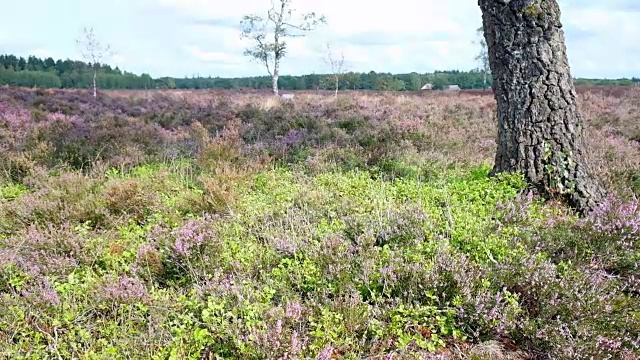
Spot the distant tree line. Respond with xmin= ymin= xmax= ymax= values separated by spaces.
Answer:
xmin=174 ymin=70 xmax=495 ymax=91
xmin=1 ymin=53 xmax=639 ymax=91
xmin=0 ymin=54 xmax=153 ymax=89
xmin=573 ymin=78 xmax=640 ymax=86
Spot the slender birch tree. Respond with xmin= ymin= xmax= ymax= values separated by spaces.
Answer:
xmin=76 ymin=26 xmax=113 ymax=99
xmin=474 ymin=26 xmax=490 ymax=90
xmin=323 ymin=43 xmax=347 ymax=97
xmin=240 ymin=0 xmax=326 ymax=96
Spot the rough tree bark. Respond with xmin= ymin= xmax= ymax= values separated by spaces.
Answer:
xmin=478 ymin=0 xmax=605 ymax=213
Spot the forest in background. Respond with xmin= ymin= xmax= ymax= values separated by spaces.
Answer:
xmin=2 ymin=53 xmax=640 ymax=91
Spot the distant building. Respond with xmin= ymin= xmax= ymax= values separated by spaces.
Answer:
xmin=420 ymin=83 xmax=433 ymax=90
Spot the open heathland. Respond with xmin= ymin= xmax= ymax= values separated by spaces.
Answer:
xmin=1 ymin=86 xmax=639 ymax=359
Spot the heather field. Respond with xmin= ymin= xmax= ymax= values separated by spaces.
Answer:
xmin=1 ymin=86 xmax=640 ymax=359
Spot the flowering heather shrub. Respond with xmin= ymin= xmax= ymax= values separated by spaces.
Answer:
xmin=1 ymin=92 xmax=194 ymax=173
xmin=19 ymin=275 xmax=61 ymax=308
xmin=246 ymin=303 xmax=311 ymax=359
xmin=0 ymin=168 xmax=105 ymax=230
xmin=1 ymin=86 xmax=638 ymax=185
xmin=580 ymin=195 xmax=640 ymax=241
xmin=572 ymin=196 xmax=640 ymax=293
xmin=0 ymin=87 xmax=639 ymax=359
xmin=479 ymin=252 xmax=633 ymax=358
xmin=95 ymin=274 xmax=150 ymax=305
xmin=0 ymin=222 xmax=97 ymax=278
xmin=495 ymin=190 xmax=537 ymax=226
xmin=28 ymin=112 xmax=174 ymax=169
xmin=583 ymin=128 xmax=640 ymax=193
xmin=171 ymin=218 xmax=210 ymax=257
xmin=144 ymin=214 xmax=224 ymax=286
xmin=529 ymin=195 xmax=639 ymax=277
xmin=0 ymin=99 xmax=33 ymax=128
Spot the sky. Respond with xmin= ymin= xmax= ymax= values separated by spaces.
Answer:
xmin=0 ymin=0 xmax=638 ymax=79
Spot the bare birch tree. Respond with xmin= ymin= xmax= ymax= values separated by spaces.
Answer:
xmin=474 ymin=26 xmax=490 ymax=90
xmin=240 ymin=0 xmax=326 ymax=96
xmin=323 ymin=43 xmax=347 ymax=97
xmin=76 ymin=26 xmax=113 ymax=99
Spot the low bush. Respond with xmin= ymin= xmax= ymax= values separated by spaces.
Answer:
xmin=0 ymin=87 xmax=638 ymax=359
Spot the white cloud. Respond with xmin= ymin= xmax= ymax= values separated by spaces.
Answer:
xmin=147 ymin=0 xmax=489 ymax=75
xmin=111 ymin=54 xmax=127 ymax=64
xmin=1 ymin=0 xmax=637 ymax=78
xmin=184 ymin=45 xmax=244 ymax=65
xmin=155 ymin=0 xmax=480 ymax=36
xmin=186 ymin=24 xmax=245 ymax=52
xmin=562 ymin=7 xmax=640 ymax=77
xmin=154 ymin=0 xmax=268 ymax=19
xmin=30 ymin=48 xmax=52 ymax=58
xmin=565 ymin=7 xmax=638 ymax=34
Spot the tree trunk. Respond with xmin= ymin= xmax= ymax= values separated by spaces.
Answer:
xmin=335 ymin=76 xmax=339 ymax=97
xmin=93 ymin=68 xmax=97 ymax=99
xmin=483 ymin=70 xmax=488 ymax=90
xmin=479 ymin=0 xmax=604 ymax=213
xmin=272 ymin=62 xmax=279 ymax=96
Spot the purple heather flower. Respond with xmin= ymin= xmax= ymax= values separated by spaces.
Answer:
xmin=20 ymin=277 xmax=60 ymax=307
xmin=285 ymin=301 xmax=305 ymax=320
xmin=315 ymin=344 xmax=335 ymax=360
xmin=99 ymin=275 xmax=149 ymax=304
xmin=171 ymin=217 xmax=214 ymax=256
